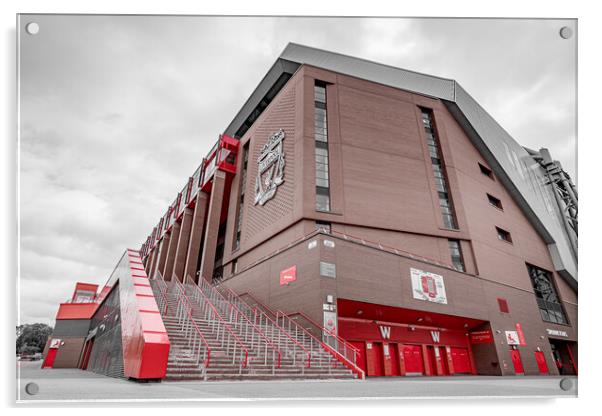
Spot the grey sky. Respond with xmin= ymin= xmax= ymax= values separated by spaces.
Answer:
xmin=18 ymin=16 xmax=576 ymax=325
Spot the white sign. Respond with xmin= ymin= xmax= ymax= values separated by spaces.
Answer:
xmin=307 ymin=240 xmax=317 ymax=250
xmin=410 ymin=268 xmax=448 ymax=304
xmin=49 ymin=339 xmax=61 ymax=349
xmin=546 ymin=329 xmax=568 ymax=338
xmin=323 ymin=240 xmax=335 ymax=248
xmin=320 ymin=261 xmax=336 ymax=278
xmin=505 ymin=330 xmax=520 ymax=345
xmin=430 ymin=330 xmax=441 ymax=343
xmin=323 ymin=311 xmax=337 ymax=338
xmin=379 ymin=325 xmax=391 ymax=339
xmin=254 ymin=129 xmax=286 ymax=206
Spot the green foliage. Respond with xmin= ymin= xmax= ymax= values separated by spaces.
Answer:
xmin=16 ymin=323 xmax=53 ymax=354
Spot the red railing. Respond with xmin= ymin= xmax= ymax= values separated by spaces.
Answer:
xmin=180 ymin=275 xmax=249 ymax=370
xmin=170 ymin=280 xmax=212 ymax=370
xmin=218 ymin=285 xmax=311 ymax=369
xmin=192 ymin=276 xmax=282 ymax=370
xmin=280 ymin=311 xmax=365 ymax=379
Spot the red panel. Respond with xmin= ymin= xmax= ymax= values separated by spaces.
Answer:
xmin=497 ymin=298 xmax=509 ymax=313
xmin=439 ymin=347 xmax=450 ymax=375
xmin=350 ymin=341 xmax=367 ymax=374
xmin=510 ymin=349 xmax=524 ymax=374
xmin=450 ymin=347 xmax=471 ymax=374
xmin=426 ymin=346 xmax=438 ymax=376
xmin=534 ymin=351 xmax=549 ymax=374
xmin=56 ymin=303 xmax=98 ymax=320
xmin=365 ymin=341 xmax=384 ymax=376
xmin=42 ymin=348 xmax=58 ymax=368
xmin=103 ymin=249 xmax=170 ymax=380
xmin=386 ymin=343 xmax=401 ymax=376
xmin=403 ymin=344 xmax=424 ymax=375
xmin=338 ymin=298 xmax=486 ymax=330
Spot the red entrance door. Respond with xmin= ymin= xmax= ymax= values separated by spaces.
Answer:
xmin=510 ymin=348 xmax=524 ymax=375
xmin=451 ymin=347 xmax=471 ymax=374
xmin=534 ymin=351 xmax=549 ymax=374
xmin=42 ymin=349 xmax=58 ymax=369
xmin=403 ymin=344 xmax=424 ymax=375
xmin=365 ymin=342 xmax=384 ymax=376
xmin=383 ymin=343 xmax=400 ymax=376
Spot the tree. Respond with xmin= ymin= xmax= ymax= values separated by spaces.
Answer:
xmin=16 ymin=323 xmax=53 ymax=354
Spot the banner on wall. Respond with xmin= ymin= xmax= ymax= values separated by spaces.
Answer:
xmin=410 ymin=268 xmax=448 ymax=304
xmin=279 ymin=265 xmax=297 ymax=286
xmin=323 ymin=311 xmax=337 ymax=338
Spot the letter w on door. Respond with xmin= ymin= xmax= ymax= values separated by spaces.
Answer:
xmin=379 ymin=325 xmax=391 ymax=339
xmin=430 ymin=330 xmax=441 ymax=343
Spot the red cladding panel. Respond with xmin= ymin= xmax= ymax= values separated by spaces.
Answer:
xmin=115 ymin=249 xmax=170 ymax=379
xmin=56 ymin=303 xmax=98 ymax=320
xmin=497 ymin=298 xmax=510 ymax=313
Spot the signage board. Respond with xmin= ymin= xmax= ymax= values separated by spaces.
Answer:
xmin=505 ymin=330 xmax=520 ymax=345
xmin=323 ymin=240 xmax=335 ymax=248
xmin=279 ymin=265 xmax=296 ymax=286
xmin=49 ymin=339 xmax=62 ymax=349
xmin=320 ymin=262 xmax=336 ymax=278
xmin=470 ymin=330 xmax=494 ymax=344
xmin=323 ymin=311 xmax=337 ymax=336
xmin=546 ymin=328 xmax=568 ymax=338
xmin=410 ymin=268 xmax=447 ymax=304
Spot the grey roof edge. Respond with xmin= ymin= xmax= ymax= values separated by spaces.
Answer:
xmin=223 ymin=58 xmax=300 ymax=137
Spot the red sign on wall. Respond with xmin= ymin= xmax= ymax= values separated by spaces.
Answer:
xmin=280 ymin=265 xmax=297 ymax=286
xmin=469 ymin=330 xmax=494 ymax=344
xmin=515 ymin=323 xmax=526 ymax=346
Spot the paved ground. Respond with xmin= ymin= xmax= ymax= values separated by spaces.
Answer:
xmin=16 ymin=361 xmax=577 ymax=402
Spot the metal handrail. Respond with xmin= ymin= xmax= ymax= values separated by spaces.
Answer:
xmin=169 ymin=280 xmax=212 ymax=370
xmin=217 ymin=285 xmax=311 ymax=368
xmin=283 ymin=311 xmax=364 ymax=378
xmin=178 ymin=276 xmax=249 ymax=369
xmin=195 ymin=278 xmax=282 ymax=369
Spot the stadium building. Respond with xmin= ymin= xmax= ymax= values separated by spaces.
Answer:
xmin=42 ymin=43 xmax=578 ymax=380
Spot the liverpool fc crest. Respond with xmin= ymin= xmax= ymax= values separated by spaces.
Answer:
xmin=254 ymin=129 xmax=286 ymax=206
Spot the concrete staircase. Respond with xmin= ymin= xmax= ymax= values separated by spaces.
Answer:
xmin=150 ymin=275 xmax=361 ymax=381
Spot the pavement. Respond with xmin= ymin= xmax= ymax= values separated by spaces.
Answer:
xmin=16 ymin=361 xmax=577 ymax=403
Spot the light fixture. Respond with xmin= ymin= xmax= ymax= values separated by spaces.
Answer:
xmin=356 ymin=310 xmax=363 ymax=316
xmin=463 ymin=323 xmax=469 ymax=328
xmin=417 ymin=317 xmax=424 ymax=322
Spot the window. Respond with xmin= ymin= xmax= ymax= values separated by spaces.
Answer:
xmin=487 ymin=194 xmax=503 ymax=210
xmin=421 ymin=109 xmax=458 ymax=229
xmin=233 ymin=142 xmax=250 ymax=249
xmin=527 ymin=264 xmax=568 ymax=325
xmin=496 ymin=227 xmax=512 ymax=243
xmin=497 ymin=298 xmax=510 ymax=313
xmin=479 ymin=163 xmax=493 ymax=179
xmin=316 ymin=221 xmax=331 ymax=233
xmin=448 ymin=239 xmax=465 ymax=272
xmin=315 ymin=82 xmax=331 ymax=211
xmin=231 ymin=259 xmax=238 ymax=275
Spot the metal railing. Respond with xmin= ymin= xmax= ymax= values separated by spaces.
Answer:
xmin=170 ymin=280 xmax=212 ymax=371
xmin=152 ymin=272 xmax=211 ymax=373
xmin=186 ymin=275 xmax=280 ymax=371
xmin=178 ymin=276 xmax=249 ymax=371
xmin=284 ymin=311 xmax=364 ymax=379
xmin=216 ymin=284 xmax=312 ymax=369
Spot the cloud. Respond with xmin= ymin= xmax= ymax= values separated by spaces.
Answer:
xmin=18 ymin=16 xmax=576 ymax=324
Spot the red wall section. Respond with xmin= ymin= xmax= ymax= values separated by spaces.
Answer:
xmin=118 ymin=249 xmax=170 ymax=380
xmin=56 ymin=303 xmax=98 ymax=320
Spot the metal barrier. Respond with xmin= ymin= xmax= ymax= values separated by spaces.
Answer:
xmin=216 ymin=284 xmax=312 ymax=369
xmin=177 ymin=276 xmax=249 ymax=372
xmin=185 ymin=275 xmax=279 ymax=371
